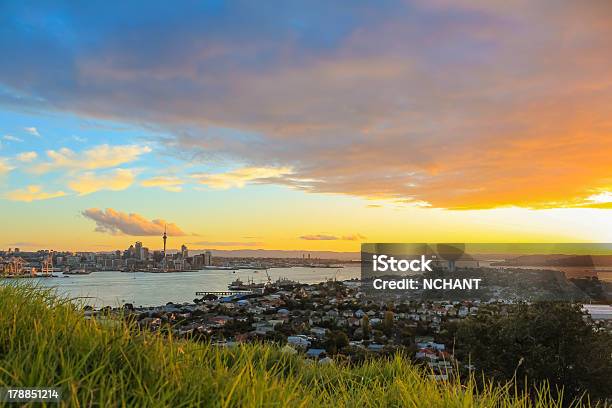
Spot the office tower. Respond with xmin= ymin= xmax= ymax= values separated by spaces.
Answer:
xmin=135 ymin=241 xmax=143 ymax=260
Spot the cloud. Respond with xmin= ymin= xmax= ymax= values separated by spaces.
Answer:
xmin=141 ymin=176 xmax=184 ymax=192
xmin=300 ymin=235 xmax=338 ymax=241
xmin=32 ymin=144 xmax=151 ymax=174
xmin=3 ymin=135 xmax=23 ymax=142
xmin=1 ymin=241 xmax=42 ymax=247
xmin=16 ymin=151 xmax=38 ymax=162
xmin=5 ymin=185 xmax=66 ymax=202
xmin=575 ymin=191 xmax=612 ymax=209
xmin=24 ymin=127 xmax=40 ymax=137
xmin=300 ymin=234 xmax=366 ymax=241
xmin=82 ymin=208 xmax=186 ymax=236
xmin=192 ymin=166 xmax=293 ymax=189
xmin=585 ymin=191 xmax=612 ymax=205
xmin=68 ymin=168 xmax=135 ymax=195
xmin=188 ymin=241 xmax=263 ymax=247
xmin=0 ymin=158 xmax=12 ymax=174
xmin=340 ymin=234 xmax=367 ymax=241
xmin=2 ymin=2 xmax=612 ymax=209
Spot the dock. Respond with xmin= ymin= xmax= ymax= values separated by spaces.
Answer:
xmin=195 ymin=290 xmax=253 ymax=297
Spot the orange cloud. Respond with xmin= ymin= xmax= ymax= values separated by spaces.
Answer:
xmin=4 ymin=2 xmax=612 ymax=211
xmin=192 ymin=166 xmax=293 ymax=189
xmin=0 ymin=158 xmax=12 ymax=174
xmin=16 ymin=151 xmax=38 ymax=162
xmin=82 ymin=208 xmax=186 ymax=236
xmin=141 ymin=176 xmax=184 ymax=192
xmin=300 ymin=234 xmax=366 ymax=241
xmin=5 ymin=185 xmax=66 ymax=202
xmin=68 ymin=168 xmax=135 ymax=195
xmin=188 ymin=241 xmax=263 ymax=247
xmin=32 ymin=144 xmax=151 ymax=174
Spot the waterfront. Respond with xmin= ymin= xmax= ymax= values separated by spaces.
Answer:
xmin=4 ymin=266 xmax=361 ymax=307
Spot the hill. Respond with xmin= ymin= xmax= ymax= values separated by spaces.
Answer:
xmin=0 ymin=284 xmax=580 ymax=407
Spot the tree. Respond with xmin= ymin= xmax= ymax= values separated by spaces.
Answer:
xmin=452 ymin=302 xmax=612 ymax=402
xmin=362 ymin=315 xmax=371 ymax=340
xmin=325 ymin=330 xmax=350 ymax=354
xmin=382 ymin=311 xmax=394 ymax=336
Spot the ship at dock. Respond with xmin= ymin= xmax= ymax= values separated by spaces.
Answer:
xmin=228 ymin=270 xmax=300 ymax=291
xmin=228 ymin=277 xmax=266 ymax=291
xmin=63 ymin=267 xmax=93 ymax=275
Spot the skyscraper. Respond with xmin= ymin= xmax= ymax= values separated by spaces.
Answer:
xmin=135 ymin=241 xmax=143 ymax=260
xmin=204 ymin=251 xmax=212 ymax=266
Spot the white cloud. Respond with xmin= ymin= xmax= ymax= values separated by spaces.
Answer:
xmin=3 ymin=135 xmax=23 ymax=142
xmin=68 ymin=168 xmax=136 ymax=195
xmin=585 ymin=192 xmax=612 ymax=204
xmin=5 ymin=185 xmax=66 ymax=202
xmin=16 ymin=151 xmax=38 ymax=162
xmin=32 ymin=144 xmax=151 ymax=174
xmin=24 ymin=127 xmax=41 ymax=137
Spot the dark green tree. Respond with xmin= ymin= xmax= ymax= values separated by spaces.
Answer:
xmin=362 ymin=315 xmax=371 ymax=340
xmin=452 ymin=302 xmax=612 ymax=402
xmin=324 ymin=330 xmax=349 ymax=354
xmin=382 ymin=310 xmax=394 ymax=336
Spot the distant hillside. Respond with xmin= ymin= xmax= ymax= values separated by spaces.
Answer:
xmin=189 ymin=249 xmax=360 ymax=261
xmin=493 ymin=254 xmax=612 ymax=267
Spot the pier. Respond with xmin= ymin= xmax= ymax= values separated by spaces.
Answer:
xmin=195 ymin=290 xmax=253 ymax=297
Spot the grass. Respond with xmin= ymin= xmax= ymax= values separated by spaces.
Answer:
xmin=0 ymin=284 xmax=590 ymax=407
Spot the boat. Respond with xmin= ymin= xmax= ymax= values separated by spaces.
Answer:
xmin=64 ymin=268 xmax=92 ymax=275
xmin=228 ymin=277 xmax=247 ymax=290
xmin=274 ymin=277 xmax=300 ymax=288
xmin=228 ymin=277 xmax=267 ymax=291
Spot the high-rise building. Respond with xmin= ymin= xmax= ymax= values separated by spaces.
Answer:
xmin=152 ymin=250 xmax=164 ymax=263
xmin=140 ymin=247 xmax=149 ymax=261
xmin=135 ymin=241 xmax=143 ymax=260
xmin=181 ymin=244 xmax=188 ymax=259
xmin=192 ymin=254 xmax=204 ymax=268
xmin=204 ymin=250 xmax=212 ymax=266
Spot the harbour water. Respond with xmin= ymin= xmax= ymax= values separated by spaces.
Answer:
xmin=3 ymin=264 xmax=610 ymax=307
xmin=7 ymin=266 xmax=361 ymax=307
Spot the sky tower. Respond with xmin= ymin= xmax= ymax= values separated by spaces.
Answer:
xmin=162 ymin=225 xmax=167 ymax=270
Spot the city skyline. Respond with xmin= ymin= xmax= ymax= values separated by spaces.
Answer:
xmin=2 ymin=1 xmax=612 ymax=251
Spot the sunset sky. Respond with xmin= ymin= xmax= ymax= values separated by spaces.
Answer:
xmin=1 ymin=1 xmax=612 ymax=252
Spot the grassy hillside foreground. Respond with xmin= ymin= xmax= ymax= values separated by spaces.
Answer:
xmin=0 ymin=285 xmax=586 ymax=407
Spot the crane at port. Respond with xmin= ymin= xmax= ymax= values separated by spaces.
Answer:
xmin=3 ymin=257 xmax=27 ymax=276
xmin=41 ymin=253 xmax=53 ymax=277
xmin=265 ymin=268 xmax=272 ymax=286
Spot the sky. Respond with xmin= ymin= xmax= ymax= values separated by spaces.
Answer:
xmin=1 ymin=0 xmax=612 ymax=252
